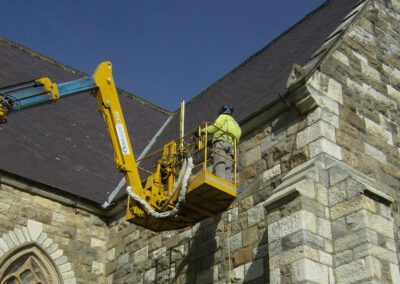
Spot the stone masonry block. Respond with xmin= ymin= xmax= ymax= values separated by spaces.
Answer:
xmin=2 ymin=234 xmax=14 ymax=250
xmin=260 ymin=131 xmax=287 ymax=154
xmin=262 ymin=164 xmax=281 ymax=183
xmin=14 ymin=228 xmax=25 ymax=244
xmin=330 ymin=195 xmax=363 ymax=220
xmin=21 ymin=227 xmax=31 ymax=242
xmin=363 ymin=209 xmax=394 ymax=238
xmin=334 ymin=228 xmax=372 ymax=253
xmin=290 ymin=258 xmax=330 ymax=283
xmin=270 ymin=268 xmax=281 ymax=283
xmin=332 ymin=50 xmax=350 ymax=66
xmin=58 ymin=263 xmax=72 ymax=273
xmin=339 ymin=105 xmax=365 ymax=132
xmin=247 ymin=203 xmax=263 ymax=227
xmin=328 ymin=165 xmax=352 ymax=186
xmin=307 ymin=86 xmax=340 ymax=115
xmin=268 ymin=210 xmax=317 ymax=242
xmin=309 ymin=138 xmax=342 ymax=160
xmin=241 ymin=145 xmax=261 ymax=168
xmin=365 ymin=117 xmax=393 ymax=146
xmin=92 ymin=260 xmax=105 ymax=275
xmin=63 ymin=278 xmax=77 ymax=284
xmin=353 ymin=243 xmax=398 ymax=264
xmin=387 ymin=84 xmax=400 ymax=100
xmin=270 ymin=245 xmax=318 ymax=270
xmin=231 ymin=264 xmax=245 ymax=283
xmin=364 ymin=142 xmax=387 ymax=164
xmin=382 ymin=63 xmax=400 ymax=81
xmin=269 ymin=239 xmax=282 ymax=257
xmin=27 ymin=219 xmax=42 ymax=241
xmin=366 ymin=255 xmax=383 ymax=280
xmin=229 ymin=233 xmax=242 ymax=252
xmin=318 ymin=217 xmax=332 ymax=239
xmin=243 ymin=225 xmax=258 ymax=247
xmin=335 ymin=249 xmax=354 ymax=266
xmin=296 ymin=120 xmax=336 ymax=149
xmin=50 ymin=248 xmax=64 ymax=260
xmin=0 ymin=238 xmax=9 ymax=253
xmin=308 ymin=107 xmax=340 ymax=128
xmin=233 ymin=246 xmax=253 ymax=266
xmin=281 ymin=230 xmax=324 ymax=252
xmin=335 ymin=259 xmax=370 ymax=283
xmin=307 ymin=70 xmax=344 ymax=104
xmin=390 ymin=263 xmax=400 ymax=284
xmin=319 ymin=250 xmax=333 ymax=266
xmin=134 ymin=246 xmax=148 ymax=263
xmin=328 ymin=181 xmax=347 ymax=206
xmin=316 ymin=184 xmax=329 ymax=206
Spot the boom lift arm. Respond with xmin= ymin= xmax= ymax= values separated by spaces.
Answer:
xmin=0 ymin=62 xmax=237 ymax=231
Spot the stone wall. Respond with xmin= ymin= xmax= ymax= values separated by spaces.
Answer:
xmin=0 ymin=182 xmax=108 ymax=283
xmin=106 ymin=0 xmax=400 ymax=283
xmin=262 ymin=0 xmax=400 ymax=282
xmin=318 ymin=0 xmax=400 ymax=275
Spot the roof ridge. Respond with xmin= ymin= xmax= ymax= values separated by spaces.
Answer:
xmin=0 ymin=37 xmax=172 ymax=116
xmin=0 ymin=36 xmax=88 ymax=77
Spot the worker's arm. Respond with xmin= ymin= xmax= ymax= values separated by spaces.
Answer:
xmin=201 ymin=115 xmax=224 ymax=134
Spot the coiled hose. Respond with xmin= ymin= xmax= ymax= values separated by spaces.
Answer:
xmin=126 ymin=156 xmax=194 ymax=219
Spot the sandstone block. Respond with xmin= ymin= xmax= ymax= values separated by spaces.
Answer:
xmin=335 ymin=259 xmax=370 ymax=283
xmin=233 ymin=246 xmax=253 ymax=266
xmin=290 ymin=258 xmax=329 ymax=283
xmin=27 ymin=219 xmax=42 ymax=241
xmin=309 ymin=138 xmax=342 ymax=160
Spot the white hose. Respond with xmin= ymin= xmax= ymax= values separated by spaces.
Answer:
xmin=126 ymin=157 xmax=194 ymax=219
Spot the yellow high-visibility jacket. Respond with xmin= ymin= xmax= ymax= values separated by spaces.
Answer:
xmin=203 ymin=114 xmax=242 ymax=144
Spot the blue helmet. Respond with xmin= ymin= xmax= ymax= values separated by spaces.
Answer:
xmin=219 ymin=105 xmax=234 ymax=115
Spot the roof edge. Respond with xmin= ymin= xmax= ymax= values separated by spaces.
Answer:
xmin=0 ymin=37 xmax=172 ymax=115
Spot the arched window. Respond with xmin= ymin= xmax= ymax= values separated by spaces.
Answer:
xmin=0 ymin=244 xmax=62 ymax=284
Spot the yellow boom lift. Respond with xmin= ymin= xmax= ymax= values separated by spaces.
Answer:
xmin=0 ymin=62 xmax=237 ymax=231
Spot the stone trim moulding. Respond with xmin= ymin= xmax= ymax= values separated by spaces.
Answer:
xmin=264 ymin=154 xmax=394 ymax=211
xmin=0 ymin=219 xmax=76 ymax=284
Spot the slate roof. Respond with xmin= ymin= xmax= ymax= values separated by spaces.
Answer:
xmin=0 ymin=38 xmax=170 ymax=204
xmin=149 ymin=0 xmax=360 ymax=152
xmin=0 ymin=0 xmax=361 ymax=206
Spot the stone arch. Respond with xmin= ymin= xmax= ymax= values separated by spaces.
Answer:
xmin=0 ymin=244 xmax=62 ymax=283
xmin=0 ymin=219 xmax=76 ymax=283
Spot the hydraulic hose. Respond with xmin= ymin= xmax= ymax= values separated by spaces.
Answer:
xmin=126 ymin=156 xmax=194 ymax=219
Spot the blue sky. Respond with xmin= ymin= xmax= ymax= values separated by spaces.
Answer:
xmin=1 ymin=0 xmax=325 ymax=111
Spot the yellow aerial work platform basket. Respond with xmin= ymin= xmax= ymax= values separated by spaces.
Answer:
xmin=126 ymin=122 xmax=238 ymax=232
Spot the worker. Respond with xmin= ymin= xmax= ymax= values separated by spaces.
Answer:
xmin=201 ymin=105 xmax=242 ymax=182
